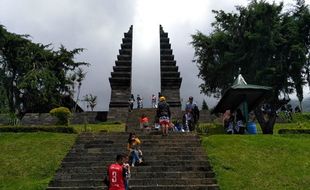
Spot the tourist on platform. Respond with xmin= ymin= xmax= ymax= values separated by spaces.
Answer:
xmin=128 ymin=94 xmax=135 ymax=112
xmin=156 ymin=96 xmax=171 ymax=136
xmin=151 ymin=94 xmax=157 ymax=108
xmin=247 ymin=111 xmax=257 ymax=134
xmin=136 ymin=95 xmax=143 ymax=109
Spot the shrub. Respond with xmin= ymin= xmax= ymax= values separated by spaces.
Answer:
xmin=196 ymin=123 xmax=224 ymax=135
xmin=49 ymin=107 xmax=72 ymax=126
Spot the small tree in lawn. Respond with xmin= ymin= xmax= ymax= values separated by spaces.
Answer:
xmin=83 ymin=94 xmax=97 ymax=111
xmin=202 ymin=99 xmax=209 ymax=110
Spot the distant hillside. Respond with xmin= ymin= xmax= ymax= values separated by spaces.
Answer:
xmin=289 ymin=97 xmax=310 ymax=112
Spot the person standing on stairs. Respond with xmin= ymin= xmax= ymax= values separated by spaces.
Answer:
xmin=128 ymin=94 xmax=135 ymax=112
xmin=106 ymin=154 xmax=126 ymax=190
xmin=156 ymin=96 xmax=171 ymax=136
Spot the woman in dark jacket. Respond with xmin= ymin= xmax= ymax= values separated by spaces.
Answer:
xmin=156 ymin=96 xmax=171 ymax=136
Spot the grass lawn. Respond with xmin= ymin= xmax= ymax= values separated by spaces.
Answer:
xmin=0 ymin=132 xmax=77 ymax=190
xmin=202 ymin=134 xmax=310 ymax=190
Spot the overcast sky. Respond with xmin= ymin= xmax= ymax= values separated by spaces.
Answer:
xmin=1 ymin=0 xmax=308 ymax=111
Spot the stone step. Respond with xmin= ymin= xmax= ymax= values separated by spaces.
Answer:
xmin=160 ymin=38 xmax=170 ymax=44
xmin=54 ymin=173 xmax=106 ymax=180
xmin=121 ymin=43 xmax=132 ymax=49
xmin=54 ymin=171 xmax=215 ymax=180
xmin=131 ymin=165 xmax=213 ymax=172
xmin=113 ymin=66 xmax=131 ymax=72
xmin=60 ymin=160 xmax=210 ymax=167
xmin=66 ymin=152 xmax=206 ymax=158
xmin=111 ymin=71 xmax=131 ymax=78
xmin=47 ymin=187 xmax=105 ymax=190
xmin=74 ymin=140 xmax=201 ymax=146
xmin=129 ymin=178 xmax=217 ymax=186
xmin=131 ymin=171 xmax=215 ymax=178
xmin=160 ymin=49 xmax=172 ymax=54
xmin=49 ymin=179 xmax=104 ymax=187
xmin=108 ymin=77 xmax=130 ymax=87
xmin=70 ymin=147 xmax=204 ymax=153
xmin=160 ymin=31 xmax=168 ymax=38
xmin=160 ymin=43 xmax=171 ymax=49
xmin=129 ymin=184 xmax=219 ymax=190
xmin=161 ymin=54 xmax=174 ymax=61
xmin=161 ymin=60 xmax=176 ymax=66
xmin=63 ymin=155 xmax=208 ymax=162
xmin=161 ymin=65 xmax=179 ymax=72
xmin=115 ymin=60 xmax=131 ymax=66
xmin=117 ymin=54 xmax=131 ymax=61
xmin=119 ymin=49 xmax=131 ymax=55
xmin=161 ymin=72 xmax=180 ymax=78
xmin=122 ymin=37 xmax=132 ymax=44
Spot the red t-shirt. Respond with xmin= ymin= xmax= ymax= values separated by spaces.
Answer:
xmin=108 ymin=163 xmax=125 ymax=190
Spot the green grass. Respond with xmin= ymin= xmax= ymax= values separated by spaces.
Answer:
xmin=202 ymin=134 xmax=310 ymax=190
xmin=0 ymin=133 xmax=76 ymax=190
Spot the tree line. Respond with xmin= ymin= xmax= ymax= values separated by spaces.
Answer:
xmin=191 ymin=0 xmax=310 ymax=133
xmin=0 ymin=25 xmax=89 ymax=117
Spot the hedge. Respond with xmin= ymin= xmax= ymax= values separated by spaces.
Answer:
xmin=0 ymin=126 xmax=76 ymax=133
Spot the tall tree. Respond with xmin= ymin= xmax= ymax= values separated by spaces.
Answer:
xmin=74 ymin=68 xmax=86 ymax=112
xmin=191 ymin=0 xmax=310 ymax=134
xmin=202 ymin=99 xmax=209 ymax=110
xmin=0 ymin=25 xmax=89 ymax=117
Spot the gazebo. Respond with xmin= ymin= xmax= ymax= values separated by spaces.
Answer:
xmin=212 ymin=74 xmax=272 ymax=121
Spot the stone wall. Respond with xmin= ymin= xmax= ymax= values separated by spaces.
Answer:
xmin=17 ymin=112 xmax=108 ymax=126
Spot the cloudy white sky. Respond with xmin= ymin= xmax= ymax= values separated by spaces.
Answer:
xmin=0 ymin=0 xmax=308 ymax=111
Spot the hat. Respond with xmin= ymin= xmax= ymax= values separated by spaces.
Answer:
xmin=189 ymin=96 xmax=193 ymax=100
xmin=159 ymin=96 xmax=166 ymax=102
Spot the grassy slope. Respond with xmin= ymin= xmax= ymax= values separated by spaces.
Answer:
xmin=202 ymin=135 xmax=310 ymax=190
xmin=0 ymin=133 xmax=76 ymax=190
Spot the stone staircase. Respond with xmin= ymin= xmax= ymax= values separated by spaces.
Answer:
xmin=47 ymin=108 xmax=219 ymax=190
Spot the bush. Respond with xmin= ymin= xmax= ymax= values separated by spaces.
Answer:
xmin=49 ymin=107 xmax=72 ymax=126
xmin=196 ymin=123 xmax=224 ymax=135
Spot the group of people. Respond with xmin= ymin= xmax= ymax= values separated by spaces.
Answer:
xmin=128 ymin=94 xmax=143 ymax=111
xmin=223 ymin=108 xmax=257 ymax=134
xmin=105 ymin=132 xmax=143 ymax=190
xmin=138 ymin=95 xmax=200 ymax=136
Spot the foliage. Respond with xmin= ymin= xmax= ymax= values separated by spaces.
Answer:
xmin=0 ymin=25 xmax=89 ymax=116
xmin=202 ymin=134 xmax=310 ymax=190
xmin=0 ymin=133 xmax=76 ymax=190
xmin=191 ymin=0 xmax=310 ymax=100
xmin=196 ymin=123 xmax=224 ymax=135
xmin=191 ymin=0 xmax=310 ymax=134
xmin=49 ymin=107 xmax=72 ymax=126
xmin=83 ymin=94 xmax=97 ymax=111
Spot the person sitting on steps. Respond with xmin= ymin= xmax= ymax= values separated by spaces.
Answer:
xmin=127 ymin=132 xmax=143 ymax=167
xmin=139 ymin=113 xmax=151 ymax=132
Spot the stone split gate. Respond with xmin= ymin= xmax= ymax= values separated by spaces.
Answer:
xmin=108 ymin=25 xmax=182 ymax=122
